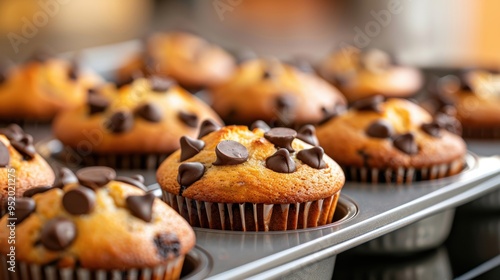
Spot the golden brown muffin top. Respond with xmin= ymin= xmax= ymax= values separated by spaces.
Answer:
xmin=117 ymin=32 xmax=236 ymax=89
xmin=0 ymin=57 xmax=101 ymax=120
xmin=53 ymin=77 xmax=222 ymax=154
xmin=0 ymin=167 xmax=195 ymax=269
xmin=0 ymin=124 xmax=55 ymax=199
xmin=210 ymin=58 xmax=346 ymax=126
xmin=316 ymin=97 xmax=466 ymax=169
xmin=157 ymin=125 xmax=345 ymax=204
xmin=319 ymin=46 xmax=422 ymax=102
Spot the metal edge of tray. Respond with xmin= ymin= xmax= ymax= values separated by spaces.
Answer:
xmin=209 ymin=155 xmax=500 ymax=279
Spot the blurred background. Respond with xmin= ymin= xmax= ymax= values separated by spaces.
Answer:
xmin=0 ymin=0 xmax=499 ymax=68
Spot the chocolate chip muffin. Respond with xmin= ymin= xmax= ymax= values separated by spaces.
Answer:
xmin=157 ymin=125 xmax=345 ymax=231
xmin=0 ymin=56 xmax=101 ymax=124
xmin=52 ymin=77 xmax=223 ymax=169
xmin=209 ymin=58 xmax=347 ymax=127
xmin=319 ymin=47 xmax=423 ymax=102
xmin=0 ymin=124 xmax=55 ymax=210
xmin=0 ymin=167 xmax=195 ymax=280
xmin=117 ymin=32 xmax=236 ymax=90
xmin=316 ymin=96 xmax=466 ymax=183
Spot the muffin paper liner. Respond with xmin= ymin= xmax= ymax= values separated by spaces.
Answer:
xmin=343 ymin=158 xmax=464 ymax=184
xmin=0 ymin=255 xmax=184 ymax=280
xmin=162 ymin=191 xmax=340 ymax=231
xmin=59 ymin=152 xmax=170 ymax=170
xmin=462 ymin=126 xmax=500 ymax=139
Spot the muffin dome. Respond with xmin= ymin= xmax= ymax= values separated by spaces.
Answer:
xmin=316 ymin=97 xmax=466 ymax=182
xmin=0 ymin=167 xmax=195 ymax=271
xmin=319 ymin=47 xmax=422 ymax=102
xmin=210 ymin=59 xmax=346 ymax=127
xmin=0 ymin=56 xmax=101 ymax=121
xmin=53 ymin=77 xmax=222 ymax=155
xmin=0 ymin=124 xmax=55 ymax=200
xmin=117 ymin=32 xmax=236 ymax=89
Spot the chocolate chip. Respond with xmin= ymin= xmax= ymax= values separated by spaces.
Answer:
xmin=366 ymin=120 xmax=394 ymax=138
xmin=262 ymin=69 xmax=274 ymax=79
xmin=0 ymin=142 xmax=9 ymax=167
xmin=197 ymin=119 xmax=221 ymax=139
xmin=154 ymin=233 xmax=181 ymax=259
xmin=393 ymin=133 xmax=418 ymax=155
xmin=177 ymin=162 xmax=205 ymax=194
xmin=297 ymin=147 xmax=326 ymax=169
xmin=126 ymin=193 xmax=155 ymax=222
xmin=87 ymin=94 xmax=110 ymax=115
xmin=0 ymin=124 xmax=24 ymax=141
xmin=40 ymin=218 xmax=77 ymax=251
xmin=13 ymin=197 xmax=35 ymax=224
xmin=421 ymin=122 xmax=441 ymax=138
xmin=435 ymin=113 xmax=462 ymax=135
xmin=178 ymin=111 xmax=198 ymax=128
xmin=351 ymin=95 xmax=384 ymax=112
xmin=106 ymin=111 xmax=134 ymax=133
xmin=136 ymin=103 xmax=162 ymax=123
xmin=76 ymin=167 xmax=116 ymax=190
xmin=68 ymin=65 xmax=79 ymax=81
xmin=276 ymin=95 xmax=296 ymax=111
xmin=10 ymin=134 xmax=36 ymax=160
xmin=56 ymin=168 xmax=78 ymax=188
xmin=264 ymin=127 xmax=297 ymax=152
xmin=296 ymin=125 xmax=319 ymax=146
xmin=62 ymin=187 xmax=96 ymax=215
xmin=213 ymin=140 xmax=249 ymax=166
xmin=115 ymin=176 xmax=148 ymax=191
xmin=180 ymin=136 xmax=205 ymax=161
xmin=131 ymin=174 xmax=145 ymax=184
xmin=266 ymin=148 xmax=296 ymax=173
xmin=250 ymin=120 xmax=271 ymax=132
xmin=23 ymin=186 xmax=53 ymax=197
xmin=150 ymin=76 xmax=175 ymax=92
xmin=319 ymin=105 xmax=346 ymax=125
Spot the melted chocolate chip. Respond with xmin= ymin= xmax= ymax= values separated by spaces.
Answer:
xmin=178 ymin=111 xmax=199 ymax=128
xmin=177 ymin=162 xmax=205 ymax=194
xmin=0 ymin=142 xmax=9 ymax=167
xmin=13 ymin=197 xmax=35 ymax=224
xmin=262 ymin=69 xmax=274 ymax=79
xmin=197 ymin=119 xmax=221 ymax=139
xmin=76 ymin=167 xmax=116 ymax=190
xmin=351 ymin=95 xmax=384 ymax=112
xmin=366 ymin=120 xmax=394 ymax=138
xmin=276 ymin=95 xmax=296 ymax=112
xmin=296 ymin=125 xmax=319 ymax=146
xmin=393 ymin=133 xmax=418 ymax=155
xmin=115 ymin=176 xmax=147 ymax=191
xmin=180 ymin=136 xmax=205 ymax=161
xmin=264 ymin=127 xmax=297 ymax=152
xmin=40 ymin=218 xmax=77 ymax=251
xmin=435 ymin=113 xmax=462 ymax=135
xmin=319 ymin=105 xmax=346 ymax=125
xmin=62 ymin=187 xmax=96 ymax=215
xmin=87 ymin=94 xmax=110 ymax=115
xmin=136 ymin=103 xmax=163 ymax=123
xmin=421 ymin=122 xmax=442 ymax=138
xmin=0 ymin=124 xmax=24 ymax=141
xmin=11 ymin=134 xmax=36 ymax=160
xmin=106 ymin=111 xmax=134 ymax=133
xmin=297 ymin=147 xmax=327 ymax=169
xmin=213 ymin=140 xmax=249 ymax=166
xmin=23 ymin=186 xmax=53 ymax=197
xmin=154 ymin=233 xmax=181 ymax=259
xmin=250 ymin=120 xmax=271 ymax=132
xmin=126 ymin=193 xmax=155 ymax=222
xmin=266 ymin=148 xmax=296 ymax=173
xmin=56 ymin=168 xmax=78 ymax=188
xmin=150 ymin=76 xmax=175 ymax=92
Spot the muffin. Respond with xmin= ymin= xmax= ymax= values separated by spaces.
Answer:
xmin=52 ymin=77 xmax=223 ymax=169
xmin=316 ymin=96 xmax=466 ymax=183
xmin=0 ymin=166 xmax=195 ymax=280
xmin=0 ymin=55 xmax=101 ymax=124
xmin=117 ymin=32 xmax=236 ymax=90
xmin=210 ymin=58 xmax=347 ymax=127
xmin=319 ymin=46 xmax=423 ymax=102
xmin=434 ymin=70 xmax=500 ymax=138
xmin=0 ymin=124 xmax=55 ymax=211
xmin=157 ymin=125 xmax=345 ymax=231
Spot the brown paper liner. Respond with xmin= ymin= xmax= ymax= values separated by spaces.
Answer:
xmin=462 ymin=126 xmax=500 ymax=139
xmin=0 ymin=255 xmax=184 ymax=280
xmin=56 ymin=151 xmax=170 ymax=170
xmin=343 ymin=158 xmax=465 ymax=184
xmin=162 ymin=191 xmax=341 ymax=231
